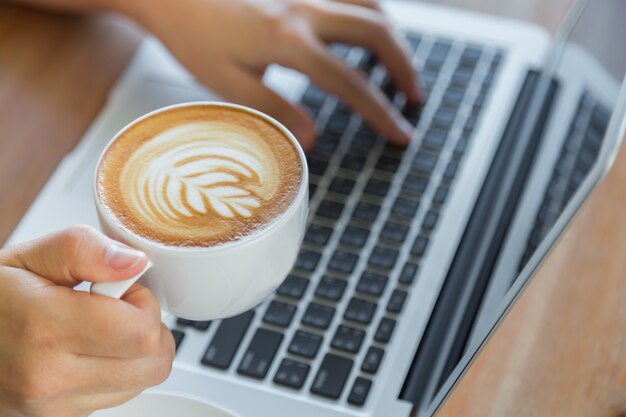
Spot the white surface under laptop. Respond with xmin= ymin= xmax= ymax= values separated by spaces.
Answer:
xmin=5 ymin=2 xmax=551 ymax=417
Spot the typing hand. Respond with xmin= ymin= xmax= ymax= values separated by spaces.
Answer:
xmin=0 ymin=225 xmax=173 ymax=417
xmin=127 ymin=0 xmax=421 ymax=150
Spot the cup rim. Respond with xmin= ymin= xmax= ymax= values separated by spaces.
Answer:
xmin=93 ymin=101 xmax=309 ymax=253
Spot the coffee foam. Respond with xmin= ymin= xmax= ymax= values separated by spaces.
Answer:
xmin=97 ymin=105 xmax=302 ymax=247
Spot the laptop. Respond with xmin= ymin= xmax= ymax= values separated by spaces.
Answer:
xmin=6 ymin=0 xmax=626 ymax=416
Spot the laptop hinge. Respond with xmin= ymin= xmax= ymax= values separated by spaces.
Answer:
xmin=399 ymin=69 xmax=559 ymax=413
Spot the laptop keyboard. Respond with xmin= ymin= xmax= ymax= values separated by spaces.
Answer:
xmin=169 ymin=31 xmax=504 ymax=407
xmin=518 ymin=90 xmax=610 ymax=271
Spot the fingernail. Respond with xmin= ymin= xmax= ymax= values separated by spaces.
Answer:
xmin=397 ymin=117 xmax=414 ymax=143
xmin=105 ymin=244 xmax=146 ymax=271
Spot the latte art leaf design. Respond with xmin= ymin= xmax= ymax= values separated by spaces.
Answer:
xmin=148 ymin=147 xmax=264 ymax=219
xmin=125 ymin=122 xmax=279 ymax=226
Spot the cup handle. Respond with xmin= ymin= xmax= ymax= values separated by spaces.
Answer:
xmin=90 ymin=261 xmax=153 ymax=299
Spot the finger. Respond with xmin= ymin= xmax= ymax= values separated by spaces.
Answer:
xmin=333 ymin=0 xmax=382 ymax=11
xmin=282 ymin=39 xmax=412 ymax=145
xmin=56 ymin=283 xmax=164 ymax=359
xmin=0 ymin=225 xmax=148 ymax=287
xmin=63 ymin=322 xmax=174 ymax=395
xmin=314 ymin=3 xmax=421 ymax=102
xmin=202 ymin=65 xmax=316 ymax=151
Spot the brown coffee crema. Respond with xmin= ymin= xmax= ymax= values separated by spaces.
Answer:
xmin=97 ymin=105 xmax=302 ymax=247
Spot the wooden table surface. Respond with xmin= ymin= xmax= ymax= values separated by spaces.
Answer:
xmin=0 ymin=3 xmax=624 ymax=417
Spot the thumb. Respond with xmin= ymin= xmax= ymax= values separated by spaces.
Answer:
xmin=0 ymin=225 xmax=148 ymax=287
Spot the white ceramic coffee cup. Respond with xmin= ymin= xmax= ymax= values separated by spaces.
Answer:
xmin=90 ymin=102 xmax=308 ymax=320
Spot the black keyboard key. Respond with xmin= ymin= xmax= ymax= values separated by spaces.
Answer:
xmin=263 ymin=300 xmax=296 ymax=327
xmin=374 ymin=317 xmax=396 ymax=343
xmin=288 ymin=330 xmax=323 ymax=359
xmin=301 ymin=85 xmax=326 ymax=107
xmin=575 ymin=148 xmax=595 ymax=173
xmin=411 ymin=235 xmax=429 ymax=257
xmin=311 ymin=354 xmax=353 ymax=399
xmin=341 ymin=224 xmax=370 ymax=247
xmin=309 ymin=183 xmax=317 ymax=199
xmin=274 ymin=359 xmax=310 ymax=389
xmin=341 ymin=153 xmax=367 ymax=171
xmin=277 ymin=274 xmax=309 ymax=299
xmin=344 ymin=297 xmax=377 ymax=324
xmin=369 ymin=246 xmax=399 ymax=270
xmin=171 ymin=329 xmax=184 ymax=351
xmin=302 ymin=302 xmax=335 ymax=329
xmin=392 ymin=197 xmax=419 ymax=219
xmin=364 ymin=178 xmax=391 ymax=197
xmin=331 ymin=325 xmax=365 ymax=353
xmin=433 ymin=186 xmax=449 ymax=206
xmin=380 ymin=72 xmax=396 ymax=99
xmin=357 ymin=271 xmax=388 ymax=297
xmin=348 ymin=377 xmax=372 ymax=406
xmin=387 ymin=289 xmax=408 ymax=313
xmin=307 ymin=155 xmax=328 ymax=176
xmin=304 ymin=224 xmax=333 ymax=246
xmin=325 ymin=112 xmax=351 ymax=136
xmin=237 ymin=328 xmax=283 ymax=379
xmin=295 ymin=249 xmax=321 ymax=272
xmin=328 ymin=250 xmax=359 ymax=274
xmin=402 ymin=101 xmax=422 ymax=125
xmin=176 ymin=318 xmax=211 ymax=331
xmin=352 ymin=125 xmax=378 ymax=150
xmin=459 ymin=46 xmax=482 ymax=67
xmin=453 ymin=139 xmax=468 ymax=158
xmin=423 ymin=128 xmax=447 ymax=150
xmin=357 ymin=49 xmax=377 ymax=74
xmin=422 ymin=210 xmax=439 ymax=232
xmin=376 ymin=155 xmax=402 ymax=173
xmin=380 ymin=221 xmax=409 ymax=244
xmin=176 ymin=317 xmax=193 ymax=326
xmin=432 ymin=108 xmax=456 ymax=128
xmin=413 ymin=151 xmax=438 ymax=173
xmin=361 ymin=346 xmax=384 ymax=373
xmin=421 ymin=69 xmax=438 ymax=90
xmin=473 ymin=92 xmax=486 ymax=109
xmin=406 ymin=33 xmax=421 ymax=51
xmin=451 ymin=66 xmax=474 ymax=87
xmin=403 ymin=174 xmax=429 ymax=194
xmin=202 ymin=311 xmax=254 ymax=369
xmin=315 ymin=276 xmax=347 ymax=301
xmin=314 ymin=134 xmax=339 ymax=153
xmin=317 ymin=200 xmax=344 ymax=220
xmin=443 ymin=160 xmax=459 ymax=182
xmin=399 ymin=262 xmax=419 ymax=285
xmin=352 ymin=201 xmax=380 ymax=222
xmin=442 ymin=87 xmax=465 ymax=106
xmin=329 ymin=177 xmax=356 ymax=195
xmin=429 ymin=40 xmax=451 ymax=62
xmin=464 ymin=115 xmax=477 ymax=135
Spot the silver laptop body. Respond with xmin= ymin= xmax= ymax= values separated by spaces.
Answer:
xmin=6 ymin=0 xmax=625 ymax=416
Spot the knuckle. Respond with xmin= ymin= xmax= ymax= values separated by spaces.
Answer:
xmin=18 ymin=313 xmax=57 ymax=350
xmin=60 ymin=224 xmax=96 ymax=258
xmin=131 ymin=319 xmax=161 ymax=356
xmin=15 ymin=361 xmax=60 ymax=403
xmin=151 ymin=347 xmax=174 ymax=385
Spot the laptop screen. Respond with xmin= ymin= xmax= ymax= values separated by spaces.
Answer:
xmin=425 ymin=0 xmax=626 ymax=414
